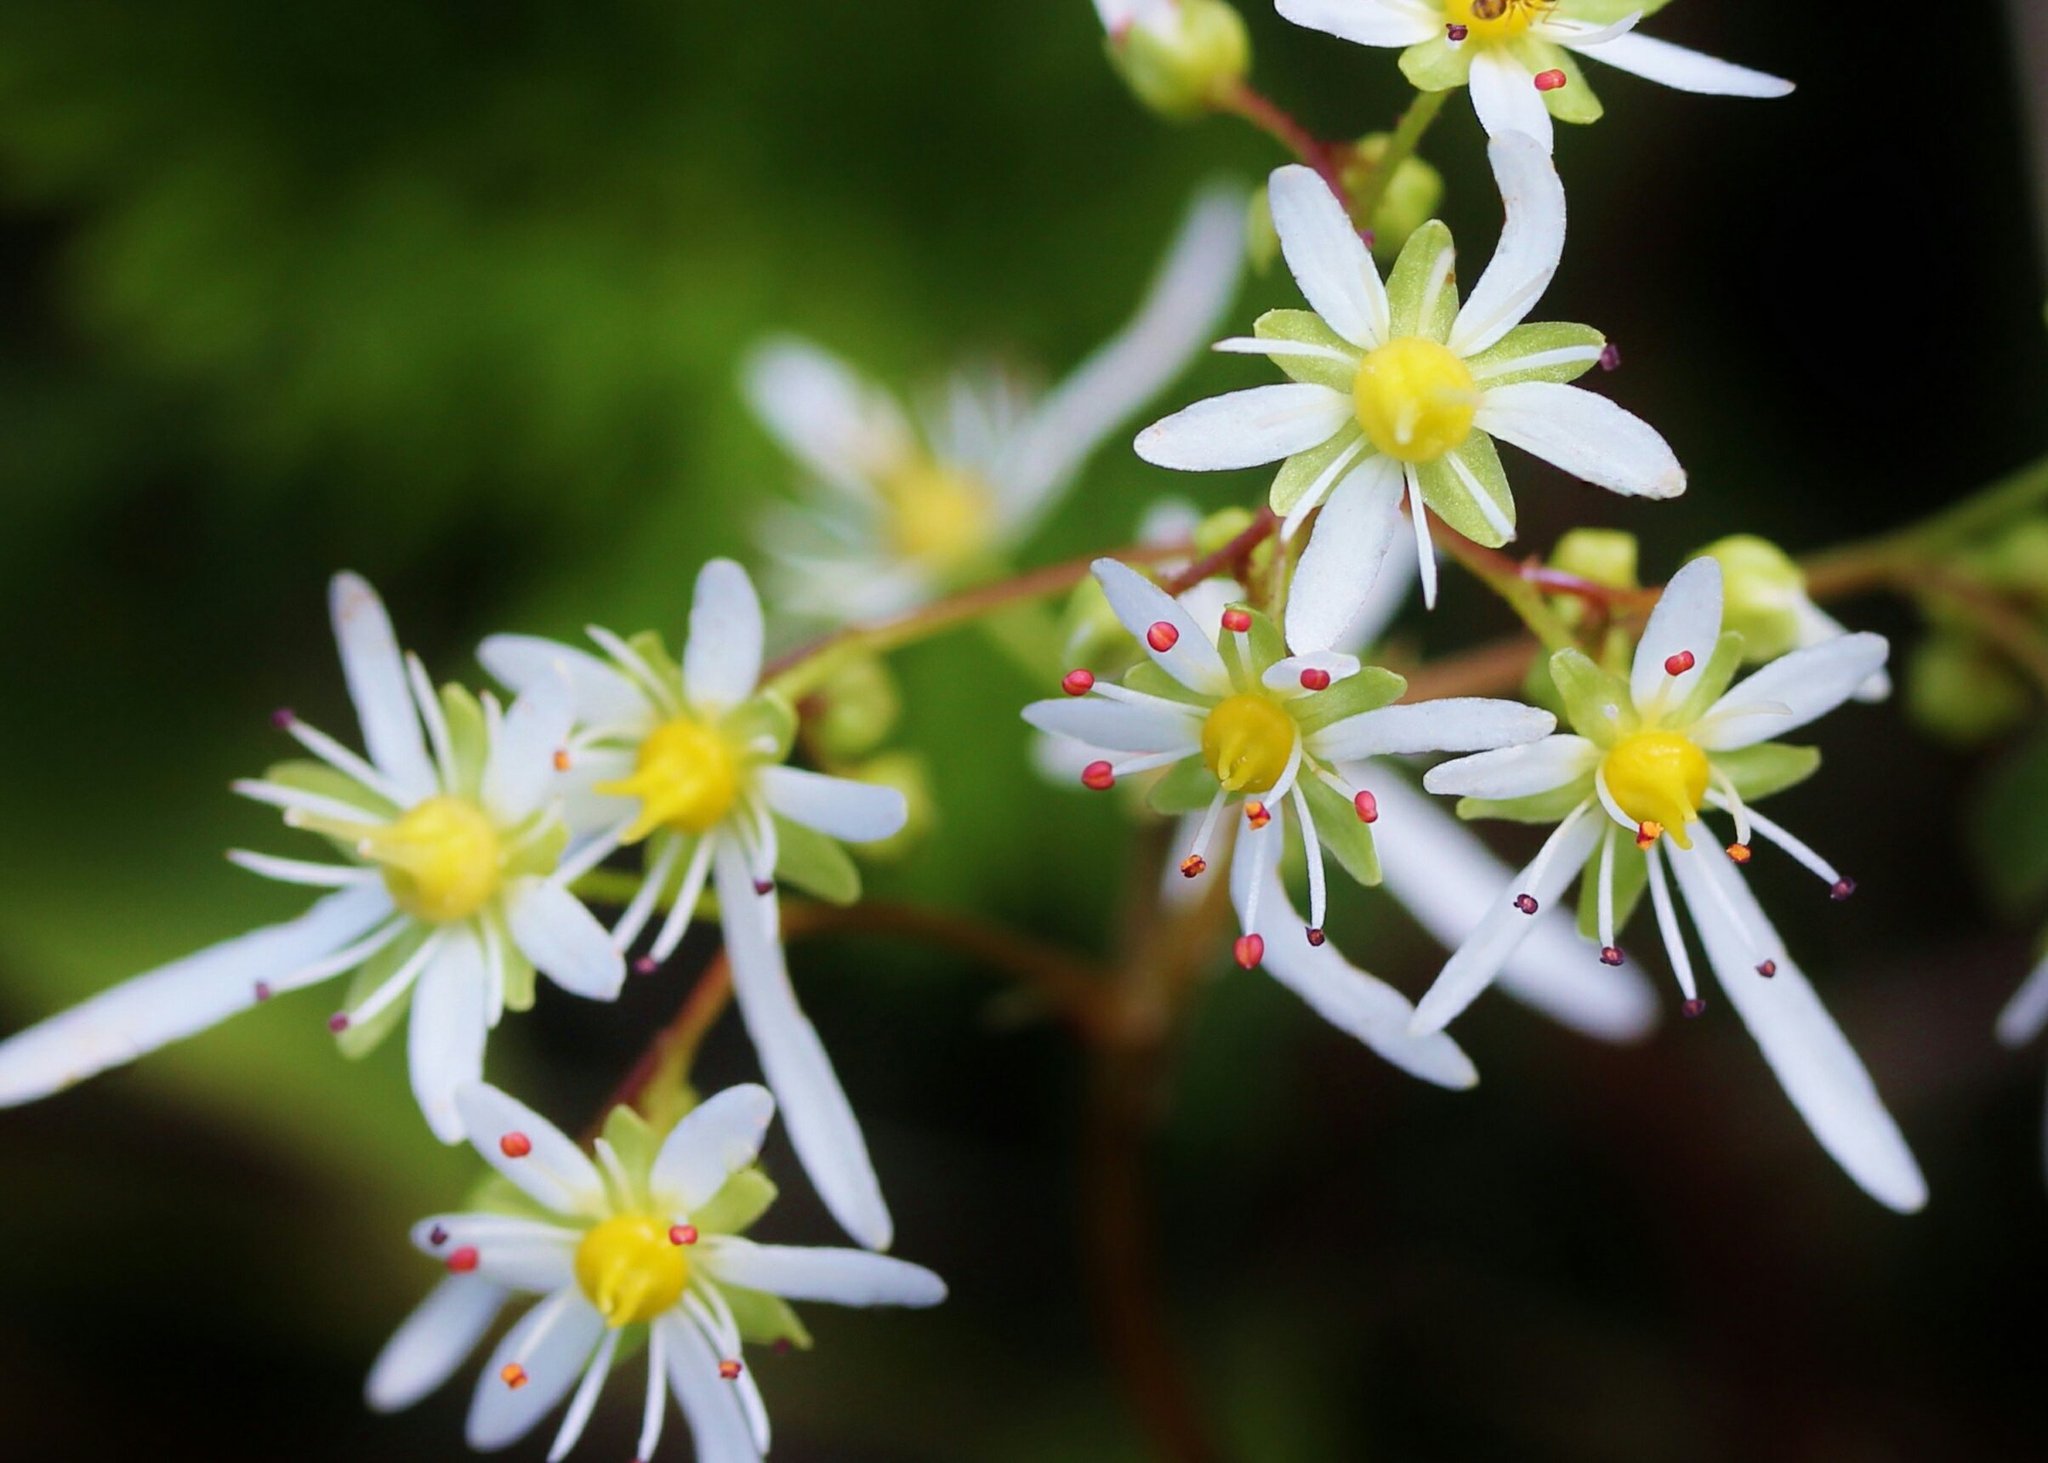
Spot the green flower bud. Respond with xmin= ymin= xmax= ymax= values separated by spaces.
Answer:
xmin=808 ymin=653 xmax=901 ymax=761
xmin=1550 ymin=528 xmax=1639 ymax=590
xmin=847 ymin=752 xmax=936 ymax=862
xmin=1245 ymin=187 xmax=1279 ymax=274
xmin=1103 ymin=0 xmax=1250 ymax=121
xmin=1694 ymin=534 xmax=1805 ymax=663
xmin=1343 ymin=134 xmax=1444 ymax=261
xmin=1906 ymin=631 xmax=2033 ymax=747
xmin=1965 ymin=517 xmax=2048 ymax=595
xmin=1195 ymin=505 xmax=1256 ymax=558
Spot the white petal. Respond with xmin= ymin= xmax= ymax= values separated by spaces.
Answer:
xmin=684 ymin=559 xmax=765 ymax=713
xmin=1263 ymin=651 xmax=1364 ymax=695
xmin=740 ymin=335 xmax=912 ymax=493
xmin=409 ymin=1213 xmax=581 ymax=1292
xmin=328 ymin=572 xmax=438 ymax=801
xmin=505 ymin=879 xmax=627 ymax=1002
xmin=465 ymin=1291 xmax=608 ymax=1452
xmin=1275 ymin=0 xmax=1442 ymax=47
xmin=659 ymin=1314 xmax=761 ymax=1463
xmin=482 ymin=678 xmax=577 ymax=825
xmin=1572 ymin=31 xmax=1795 ymax=97
xmin=366 ymin=1276 xmax=510 ymax=1413
xmin=0 ymin=884 xmax=393 ymax=1108
xmin=409 ymin=933 xmax=492 ymax=1144
xmin=649 ymin=1082 xmax=777 ymax=1211
xmin=1267 ymin=164 xmax=1389 ymax=349
xmin=1475 ymin=381 xmax=1686 ymax=498
xmin=1666 ymin=840 xmax=1925 ymax=1212
xmin=1134 ymin=383 xmax=1353 ymax=472
xmin=1792 ymin=600 xmax=1890 ymax=702
xmin=1283 ymin=456 xmax=1407 ymax=653
xmin=477 ymin=633 xmax=650 ymax=731
xmin=1466 ymin=50 xmax=1553 ymax=153
xmin=548 ymin=1327 xmax=621 ymax=1463
xmin=1367 ymin=777 xmax=1656 ymax=1042
xmin=1421 ymin=735 xmax=1600 ymax=799
xmin=702 ymin=1239 xmax=948 ymax=1307
xmin=714 ymin=842 xmax=891 ymax=1250
xmin=1630 ymin=557 xmax=1723 ymax=709
xmin=1331 ymin=540 xmax=1416 ymax=654
xmin=1020 ymin=696 xmax=1202 ymax=753
xmin=758 ymin=765 xmax=908 ymax=843
xmin=1448 ymin=131 xmax=1568 ymax=356
xmin=1092 ymin=558 xmax=1232 ymax=696
xmin=1315 ymin=698 xmax=1556 ymax=761
xmin=453 ymin=1083 xmax=608 ymax=1216
xmin=1693 ymin=634 xmax=1890 ymax=750
xmin=1997 ymin=953 xmax=2048 ymax=1048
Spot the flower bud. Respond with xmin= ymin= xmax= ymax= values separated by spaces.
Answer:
xmin=1342 ymin=134 xmax=1444 ymax=261
xmin=1244 ymin=187 xmax=1279 ymax=274
xmin=1965 ymin=517 xmax=2048 ymax=596
xmin=1099 ymin=0 xmax=1251 ymax=121
xmin=1195 ymin=506 xmax=1256 ymax=558
xmin=1551 ymin=528 xmax=1639 ymax=592
xmin=1694 ymin=534 xmax=1805 ymax=662
xmin=1906 ymin=631 xmax=2032 ymax=747
xmin=847 ymin=752 xmax=937 ymax=861
xmin=808 ymin=653 xmax=901 ymax=761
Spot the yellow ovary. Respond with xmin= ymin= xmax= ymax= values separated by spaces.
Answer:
xmin=599 ymin=716 xmax=743 ymax=842
xmin=1202 ymin=694 xmax=1298 ymax=795
xmin=575 ymin=1215 xmax=690 ymax=1328
xmin=362 ymin=796 xmax=504 ymax=923
xmin=881 ymin=461 xmax=996 ymax=573
xmin=1443 ymin=0 xmax=1552 ymax=44
xmin=1352 ymin=337 xmax=1479 ymax=464
xmin=1602 ymin=731 xmax=1710 ymax=848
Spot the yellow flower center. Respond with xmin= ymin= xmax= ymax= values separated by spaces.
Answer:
xmin=597 ymin=715 xmax=744 ymax=843
xmin=575 ymin=1215 xmax=690 ymax=1328
xmin=362 ymin=795 xmax=503 ymax=923
xmin=1201 ymin=694 xmax=1297 ymax=794
xmin=1602 ymin=731 xmax=1710 ymax=849
xmin=1443 ymin=0 xmax=1551 ymax=43
xmin=881 ymin=461 xmax=995 ymax=573
xmin=1351 ymin=336 xmax=1478 ymax=464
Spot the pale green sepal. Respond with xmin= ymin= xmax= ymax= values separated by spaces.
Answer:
xmin=600 ymin=1106 xmax=663 ymax=1204
xmin=439 ymin=684 xmax=490 ymax=799
xmin=1384 ymin=221 xmax=1459 ymax=343
xmin=1711 ymin=743 xmax=1821 ymax=803
xmin=1566 ymin=0 xmax=1674 ymax=21
xmin=1400 ymin=37 xmax=1473 ymax=91
xmin=1513 ymin=41 xmax=1604 ymax=124
xmin=1463 ymin=322 xmax=1606 ymax=388
xmin=504 ymin=819 xmax=568 ymax=882
xmin=1243 ymin=608 xmax=1288 ymax=676
xmin=1293 ymin=667 xmax=1407 ymax=734
xmin=773 ymin=814 xmax=862 ymax=906
xmin=1671 ymin=630 xmax=1747 ymax=726
xmin=1148 ymin=757 xmax=1220 ymax=816
xmin=465 ymin=1172 xmax=560 ymax=1223
xmin=262 ymin=758 xmax=397 ymax=822
xmin=495 ymin=909 xmax=539 ymax=1013
xmin=1551 ymin=650 xmax=1637 ymax=746
xmin=625 ymin=630 xmax=683 ymax=693
xmin=723 ymin=1284 xmax=815 ymax=1351
xmin=695 ymin=1169 xmax=777 ymax=1236
xmin=1458 ymin=780 xmax=1596 ymax=825
xmin=1125 ymin=661 xmax=1213 ymax=708
xmin=335 ymin=926 xmax=426 ymax=1059
xmin=1576 ymin=834 xmax=1648 ymax=941
xmin=1271 ymin=430 xmax=1366 ymax=517
xmin=1254 ymin=309 xmax=1359 ymax=392
xmin=1418 ymin=433 xmax=1515 ymax=549
xmin=726 ymin=693 xmax=798 ymax=763
xmin=1305 ymin=775 xmax=1380 ymax=886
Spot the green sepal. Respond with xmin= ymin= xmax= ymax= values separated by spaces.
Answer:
xmin=1243 ymin=607 xmax=1288 ymax=677
xmin=1711 ymin=743 xmax=1821 ymax=803
xmin=1384 ymin=220 xmax=1459 ymax=343
xmin=1271 ymin=431 xmax=1366 ymax=517
xmin=1148 ymin=757 xmax=1220 ymax=816
xmin=1567 ymin=0 xmax=1673 ymax=21
xmin=723 ymin=1284 xmax=815 ymax=1351
xmin=1514 ymin=40 xmax=1604 ymax=124
xmin=695 ymin=1169 xmax=777 ymax=1236
xmin=1576 ymin=834 xmax=1648 ymax=941
xmin=1124 ymin=661 xmax=1212 ymax=708
xmin=1293 ymin=666 xmax=1407 ymax=734
xmin=465 ymin=1172 xmax=559 ymax=1222
xmin=497 ymin=913 xmax=539 ymax=1013
xmin=773 ymin=814 xmax=861 ymax=906
xmin=334 ymin=926 xmax=425 ymax=1059
xmin=600 ymin=1105 xmax=664 ymax=1205
xmin=1671 ymin=631 xmax=1747 ymax=725
xmin=504 ymin=818 xmax=569 ymax=881
xmin=1462 ymin=322 xmax=1606 ymax=389
xmin=626 ymin=629 xmax=684 ymax=693
xmin=727 ymin=692 xmax=799 ymax=763
xmin=1305 ymin=774 xmax=1381 ymax=886
xmin=1550 ymin=650 xmax=1637 ymax=746
xmin=1417 ymin=433 xmax=1515 ymax=549
xmin=1399 ymin=37 xmax=1474 ymax=92
xmin=1253 ymin=309 xmax=1359 ymax=392
xmin=261 ymin=757 xmax=395 ymax=823
xmin=439 ymin=683 xmax=490 ymax=798
xmin=1458 ymin=780 xmax=1594 ymax=825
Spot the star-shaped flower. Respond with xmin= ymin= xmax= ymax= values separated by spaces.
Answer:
xmin=1414 ymin=557 xmax=1926 ymax=1211
xmin=366 ymin=1082 xmax=944 ymax=1462
xmin=1276 ymin=0 xmax=1793 ymax=153
xmin=0 ymin=574 xmax=621 ymax=1142
xmin=1136 ymin=133 xmax=1683 ymax=643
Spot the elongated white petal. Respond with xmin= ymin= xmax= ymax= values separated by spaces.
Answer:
xmin=1021 ymin=696 xmax=1202 ymax=753
xmin=409 ymin=1214 xmax=581 ymax=1292
xmin=684 ymin=559 xmax=765 ymax=713
xmin=1998 ymin=953 xmax=2048 ymax=1048
xmin=758 ymin=765 xmax=908 ymax=843
xmin=1448 ymin=131 xmax=1568 ymax=356
xmin=1268 ymin=164 xmax=1389 ymax=349
xmin=329 ymin=572 xmax=438 ymax=801
xmin=715 ymin=842 xmax=891 ymax=1250
xmin=659 ymin=1314 xmax=761 ymax=1463
xmin=1467 ymin=50 xmax=1553 ymax=153
xmin=409 ymin=933 xmax=492 ymax=1144
xmin=1572 ymin=30 xmax=1794 ymax=97
xmin=1092 ymin=557 xmax=1232 ymax=696
xmin=649 ymin=1082 xmax=777 ymax=1211
xmin=478 ymin=633 xmax=651 ymax=729
xmin=0 ymin=884 xmax=393 ymax=1107
xmin=1421 ymin=735 xmax=1600 ymax=799
xmin=1283 ymin=455 xmax=1406 ymax=653
xmin=1475 ymin=381 xmax=1686 ymax=498
xmin=1276 ymin=0 xmax=1441 ymax=47
xmin=453 ymin=1083 xmax=608 ymax=1216
xmin=1693 ymin=634 xmax=1889 ymax=750
xmin=1316 ymin=698 xmax=1556 ymax=761
xmin=703 ymin=1238 xmax=948 ymax=1307
xmin=1666 ymin=840 xmax=1925 ymax=1212
xmin=1263 ymin=651 xmax=1364 ymax=695
xmin=483 ymin=678 xmax=576 ymax=825
xmin=1368 ymin=777 xmax=1656 ymax=1041
xmin=1630 ymin=557 xmax=1723 ymax=709
xmin=740 ymin=335 xmax=911 ymax=493
xmin=505 ymin=879 xmax=626 ymax=1003
xmin=466 ymin=1291 xmax=608 ymax=1452
xmin=1134 ymin=383 xmax=1352 ymax=472
xmin=1792 ymin=599 xmax=1890 ymax=702
xmin=367 ymin=1275 xmax=510 ymax=1413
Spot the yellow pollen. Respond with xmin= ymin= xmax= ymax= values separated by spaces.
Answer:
xmin=574 ymin=1215 xmax=690 ymax=1328
xmin=880 ymin=461 xmax=995 ymax=572
xmin=1602 ymin=732 xmax=1710 ymax=849
xmin=1201 ymin=694 xmax=1297 ymax=795
xmin=597 ymin=715 xmax=743 ymax=843
xmin=361 ymin=795 xmax=503 ymax=923
xmin=1351 ymin=337 xmax=1479 ymax=464
xmin=1444 ymin=0 xmax=1552 ymax=43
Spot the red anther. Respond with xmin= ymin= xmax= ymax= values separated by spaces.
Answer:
xmin=632 ymin=955 xmax=659 ymax=977
xmin=499 ymin=1131 xmax=533 ymax=1159
xmin=772 ymin=1338 xmax=794 ymax=1356
xmin=1353 ymin=790 xmax=1379 ymax=823
xmin=718 ymin=1360 xmax=744 ymax=1381
xmin=253 ymin=981 xmax=273 ymax=1003
xmin=669 ymin=1224 xmax=699 ymax=1246
xmin=1829 ymin=877 xmax=1857 ymax=902
xmin=1635 ymin=820 xmax=1663 ymax=849
xmin=1726 ymin=842 xmax=1753 ymax=865
xmin=1663 ymin=649 xmax=1696 ymax=676
xmin=1513 ymin=892 xmax=1539 ymax=915
xmin=1061 ymin=669 xmax=1096 ymax=697
xmin=1598 ymin=341 xmax=1622 ymax=372
xmin=1598 ymin=946 xmax=1625 ymax=967
xmin=1233 ymin=933 xmax=1266 ymax=969
xmin=446 ymin=1246 xmax=480 ymax=1274
xmin=1146 ymin=621 xmax=1180 ymax=652
xmin=1221 ymin=607 xmax=1253 ymax=634
xmin=1081 ymin=761 xmax=1116 ymax=791
xmin=1755 ymin=960 xmax=1778 ymax=978
xmin=270 ymin=706 xmax=297 ymax=730
xmin=1446 ymin=22 xmax=1469 ymax=40
xmin=1305 ymin=927 xmax=1326 ymax=948
xmin=1533 ymin=68 xmax=1568 ymax=91
xmin=1681 ymin=998 xmax=1708 ymax=1019
xmin=1179 ymin=854 xmax=1208 ymax=879
xmin=326 ymin=1012 xmax=351 ymax=1034
xmin=752 ymin=878 xmax=775 ymax=896
xmin=500 ymin=1363 xmax=529 ymax=1391
xmin=551 ymin=748 xmax=572 ymax=772
xmin=1299 ymin=667 xmax=1332 ymax=691
xmin=428 ymin=1225 xmax=449 ymax=1247
xmin=1244 ymin=800 xmax=1272 ymax=830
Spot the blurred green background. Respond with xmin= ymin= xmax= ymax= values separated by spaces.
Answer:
xmin=2 ymin=1 xmax=2046 ymax=1458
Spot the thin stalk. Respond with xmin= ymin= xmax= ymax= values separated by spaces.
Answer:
xmin=1350 ymin=88 xmax=1448 ymax=231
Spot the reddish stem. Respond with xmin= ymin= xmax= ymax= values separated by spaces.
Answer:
xmin=1221 ymin=82 xmax=1353 ymax=210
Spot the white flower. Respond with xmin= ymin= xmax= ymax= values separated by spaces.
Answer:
xmin=742 ymin=184 xmax=1245 ymax=623
xmin=1415 ymin=557 xmax=1926 ymax=1211
xmin=1276 ymin=0 xmax=1793 ymax=153
xmin=366 ymin=1082 xmax=944 ymax=1461
xmin=1137 ymin=133 xmax=1683 ymax=639
xmin=480 ymin=559 xmax=908 ymax=1251
xmin=0 ymin=574 xmax=621 ymax=1143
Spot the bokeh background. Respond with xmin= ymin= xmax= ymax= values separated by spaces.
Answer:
xmin=2 ymin=2 xmax=2046 ymax=1458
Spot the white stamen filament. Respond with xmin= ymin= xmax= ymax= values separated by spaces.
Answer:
xmin=1109 ymin=747 xmax=1201 ymax=777
xmin=547 ymin=1327 xmax=621 ymax=1463
xmin=405 ymin=652 xmax=458 ymax=788
xmin=1520 ymin=800 xmax=1596 ymax=898
xmin=1280 ymin=435 xmax=1369 ymax=542
xmin=1290 ymin=781 xmax=1327 ymax=933
xmin=1086 ymin=682 xmax=1208 ymax=720
xmin=587 ymin=626 xmax=685 ymax=717
xmin=650 ymin=834 xmax=719 ymax=962
xmin=1405 ymin=465 xmax=1438 ymax=608
xmin=1597 ymin=825 xmax=1617 ymax=950
xmin=1211 ymin=336 xmax=1359 ymax=369
xmin=638 ymin=1319 xmax=669 ymax=1462
xmin=556 ymin=821 xmax=630 ymax=888
xmin=479 ymin=912 xmax=510 ymax=1028
xmin=1738 ymin=804 xmax=1843 ymax=886
xmin=1706 ymin=777 xmax=1752 ymax=848
xmin=1592 ymin=766 xmax=1637 ymax=834
xmin=593 ymin=1137 xmax=637 ymax=1213
xmin=614 ymin=834 xmax=686 ymax=952
xmin=284 ymin=718 xmax=407 ymax=806
xmin=233 ymin=778 xmax=387 ymax=828
xmin=1643 ymin=843 xmax=1698 ymax=1003
xmin=271 ymin=915 xmax=411 ymax=998
xmin=340 ymin=930 xmax=446 ymax=1028
xmin=1186 ymin=788 xmax=1230 ymax=866
xmin=226 ymin=850 xmax=379 ymax=887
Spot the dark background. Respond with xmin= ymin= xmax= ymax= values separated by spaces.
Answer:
xmin=0 ymin=2 xmax=2044 ymax=1459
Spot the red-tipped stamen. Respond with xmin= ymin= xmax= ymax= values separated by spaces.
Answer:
xmin=1061 ymin=669 xmax=1095 ymax=697
xmin=326 ymin=1012 xmax=351 ymax=1034
xmin=1635 ymin=819 xmax=1663 ymax=850
xmin=718 ymin=1360 xmax=744 ymax=1382
xmin=446 ymin=1246 xmax=480 ymax=1274
xmin=1081 ymin=761 xmax=1116 ymax=792
xmin=1599 ymin=947 xmax=1625 ymax=966
xmin=1305 ymin=927 xmax=1326 ymax=947
xmin=253 ymin=981 xmax=273 ymax=1003
xmin=1533 ymin=68 xmax=1567 ymax=91
xmin=1726 ymin=842 xmax=1752 ymax=865
xmin=1234 ymin=933 xmax=1265 ymax=969
xmin=1829 ymin=877 xmax=1857 ymax=901
xmin=1146 ymin=621 xmax=1180 ymax=652
xmin=270 ymin=707 xmax=297 ymax=730
xmin=1299 ymin=667 xmax=1332 ymax=691
xmin=1663 ymin=650 xmax=1695 ymax=676
xmin=1353 ymin=790 xmax=1379 ymax=824
xmin=1180 ymin=854 xmax=1207 ymax=879
xmin=1755 ymin=960 xmax=1778 ymax=978
xmin=1513 ymin=893 xmax=1539 ymax=916
xmin=632 ymin=955 xmax=659 ymax=976
xmin=1244 ymin=800 xmax=1272 ymax=830
xmin=1681 ymin=998 xmax=1708 ymax=1019
xmin=1598 ymin=341 xmax=1621 ymax=372
xmin=669 ymin=1224 xmax=699 ymax=1246
xmin=501 ymin=1363 xmax=529 ymax=1390
xmin=499 ymin=1131 xmax=533 ymax=1159
xmin=1221 ymin=607 xmax=1253 ymax=634
xmin=1446 ymin=22 xmax=1469 ymax=40
xmin=428 ymin=1225 xmax=449 ymax=1247
xmin=552 ymin=748 xmax=572 ymax=772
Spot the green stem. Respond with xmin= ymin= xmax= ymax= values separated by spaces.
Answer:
xmin=1351 ymin=88 xmax=1448 ymax=232
xmin=1803 ymin=449 xmax=2048 ymax=597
